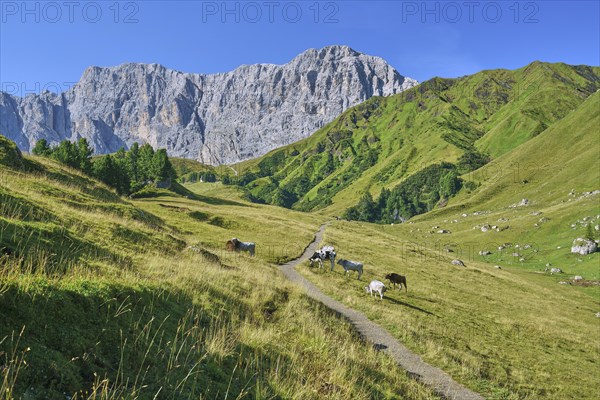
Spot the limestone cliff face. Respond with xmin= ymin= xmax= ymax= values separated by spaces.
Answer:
xmin=0 ymin=45 xmax=417 ymax=164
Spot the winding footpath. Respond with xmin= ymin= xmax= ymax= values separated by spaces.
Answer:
xmin=279 ymin=224 xmax=485 ymax=400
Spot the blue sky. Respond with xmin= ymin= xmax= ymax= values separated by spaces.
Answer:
xmin=1 ymin=1 xmax=598 ymax=96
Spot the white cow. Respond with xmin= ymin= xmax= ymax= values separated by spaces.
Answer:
xmin=337 ymin=259 xmax=363 ymax=279
xmin=365 ymin=280 xmax=386 ymax=300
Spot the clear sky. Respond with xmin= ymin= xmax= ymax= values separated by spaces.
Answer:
xmin=1 ymin=0 xmax=598 ymax=96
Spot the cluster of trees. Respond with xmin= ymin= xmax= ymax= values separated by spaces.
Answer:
xmin=343 ymin=163 xmax=462 ymax=223
xmin=178 ymin=171 xmax=217 ymax=184
xmin=230 ymin=135 xmax=382 ymax=211
xmin=33 ymin=139 xmax=176 ymax=195
xmin=33 ymin=138 xmax=93 ymax=174
xmin=456 ymin=150 xmax=491 ymax=174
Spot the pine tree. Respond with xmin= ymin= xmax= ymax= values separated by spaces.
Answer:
xmin=93 ymin=155 xmax=117 ymax=188
xmin=32 ymin=139 xmax=52 ymax=156
xmin=126 ymin=142 xmax=141 ymax=191
xmin=51 ymin=140 xmax=78 ymax=169
xmin=356 ymin=192 xmax=377 ymax=222
xmin=76 ymin=138 xmax=93 ymax=174
xmin=151 ymin=149 xmax=176 ymax=182
xmin=138 ymin=143 xmax=155 ymax=182
xmin=113 ymin=148 xmax=131 ymax=194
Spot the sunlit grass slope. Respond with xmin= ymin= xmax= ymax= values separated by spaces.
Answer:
xmin=232 ymin=62 xmax=599 ymax=215
xmin=0 ymin=147 xmax=438 ymax=400
xmin=294 ymin=92 xmax=600 ymax=399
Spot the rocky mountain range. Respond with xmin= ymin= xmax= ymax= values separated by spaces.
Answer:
xmin=0 ymin=45 xmax=417 ymax=165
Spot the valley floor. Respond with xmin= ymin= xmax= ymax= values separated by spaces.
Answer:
xmin=1 ymin=155 xmax=598 ymax=399
xmin=0 ymin=160 xmax=439 ymax=400
xmin=279 ymin=224 xmax=484 ymax=400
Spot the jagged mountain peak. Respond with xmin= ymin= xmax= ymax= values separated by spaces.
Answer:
xmin=1 ymin=46 xmax=417 ymax=164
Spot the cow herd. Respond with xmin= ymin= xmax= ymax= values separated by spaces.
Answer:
xmin=225 ymin=239 xmax=406 ymax=301
xmin=309 ymin=245 xmax=407 ymax=301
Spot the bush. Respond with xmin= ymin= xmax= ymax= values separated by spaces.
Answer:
xmin=0 ymin=134 xmax=24 ymax=169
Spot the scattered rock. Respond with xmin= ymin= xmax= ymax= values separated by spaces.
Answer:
xmin=479 ymin=250 xmax=492 ymax=256
xmin=571 ymin=238 xmax=598 ymax=255
xmin=481 ymin=225 xmax=491 ymax=232
xmin=558 ymin=281 xmax=571 ymax=285
xmin=546 ymin=263 xmax=552 ymax=267
xmin=451 ymin=259 xmax=465 ymax=267
xmin=518 ymin=198 xmax=529 ymax=206
xmin=437 ymin=229 xmax=450 ymax=234
xmin=573 ymin=276 xmax=584 ymax=281
xmin=511 ymin=253 xmax=520 ymax=257
xmin=596 ymin=312 xmax=600 ymax=318
xmin=530 ymin=211 xmax=542 ymax=216
xmin=494 ymin=265 xmax=502 ymax=269
xmin=550 ymin=268 xmax=563 ymax=274
xmin=519 ymin=257 xmax=525 ymax=262
xmin=576 ymin=190 xmax=600 ymax=200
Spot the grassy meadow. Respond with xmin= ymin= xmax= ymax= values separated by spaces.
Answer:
xmin=0 ymin=155 xmax=438 ymax=399
xmin=1 ymin=65 xmax=599 ymax=400
xmin=298 ymin=219 xmax=599 ymax=400
xmin=294 ymin=93 xmax=600 ymax=399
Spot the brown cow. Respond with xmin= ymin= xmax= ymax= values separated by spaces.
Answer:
xmin=226 ymin=239 xmax=237 ymax=251
xmin=385 ymin=273 xmax=407 ymax=292
xmin=225 ymin=238 xmax=255 ymax=256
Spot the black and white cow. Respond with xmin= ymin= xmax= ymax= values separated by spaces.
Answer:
xmin=309 ymin=246 xmax=336 ymax=270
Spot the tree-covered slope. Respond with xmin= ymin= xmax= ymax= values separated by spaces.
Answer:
xmin=230 ymin=62 xmax=599 ymax=216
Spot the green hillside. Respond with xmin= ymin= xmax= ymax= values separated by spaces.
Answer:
xmin=1 ymin=61 xmax=599 ymax=400
xmin=0 ymin=138 xmax=436 ymax=399
xmin=230 ymin=62 xmax=599 ymax=215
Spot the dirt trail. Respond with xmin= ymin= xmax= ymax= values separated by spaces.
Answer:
xmin=279 ymin=224 xmax=485 ymax=400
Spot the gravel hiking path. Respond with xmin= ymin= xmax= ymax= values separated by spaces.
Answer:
xmin=279 ymin=224 xmax=485 ymax=400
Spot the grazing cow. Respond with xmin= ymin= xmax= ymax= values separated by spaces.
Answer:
xmin=309 ymin=251 xmax=325 ymax=268
xmin=385 ymin=273 xmax=407 ymax=292
xmin=365 ymin=280 xmax=386 ymax=300
xmin=320 ymin=246 xmax=336 ymax=271
xmin=225 ymin=238 xmax=256 ymax=256
xmin=308 ymin=246 xmax=336 ymax=270
xmin=337 ymin=259 xmax=363 ymax=279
